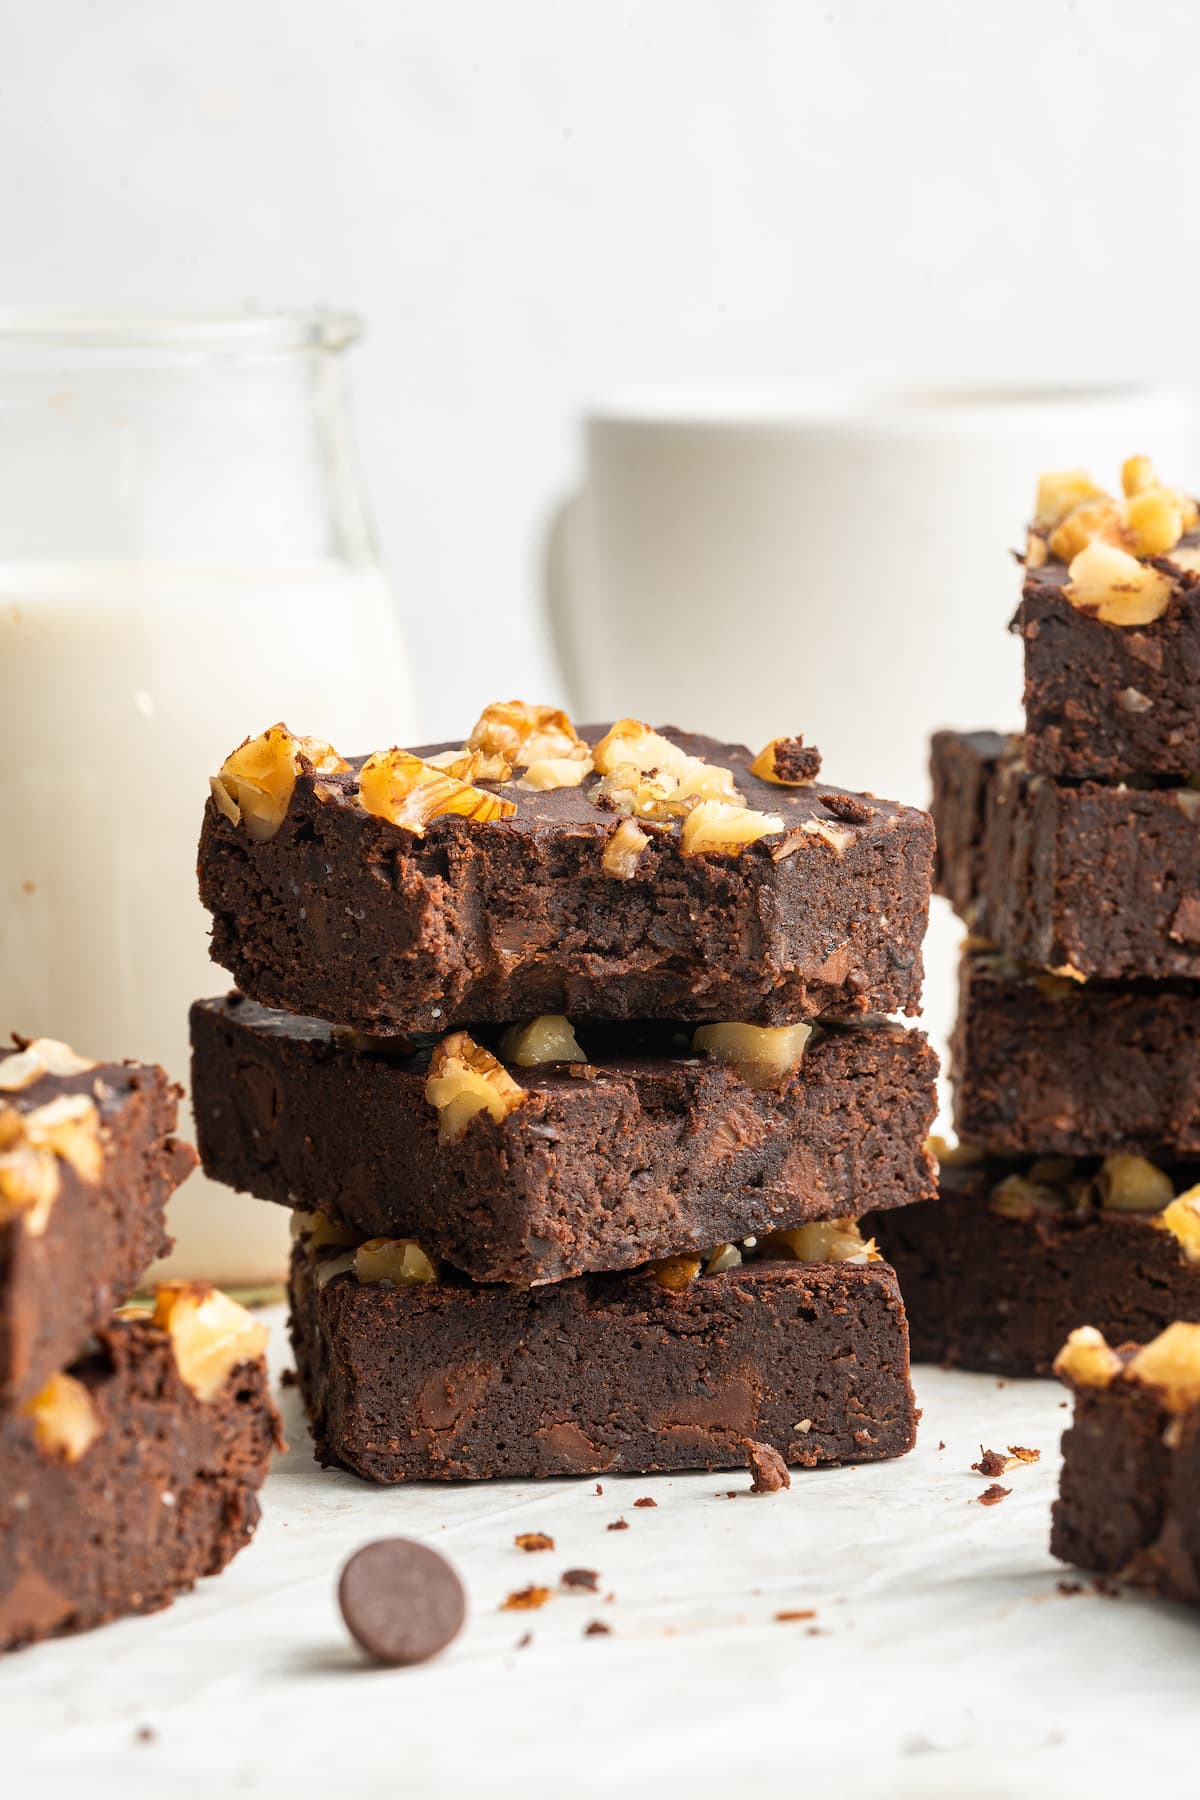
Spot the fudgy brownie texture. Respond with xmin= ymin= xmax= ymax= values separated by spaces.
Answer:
xmin=953 ymin=951 xmax=1200 ymax=1157
xmin=865 ymin=1163 xmax=1200 ymax=1377
xmin=1015 ymin=545 xmax=1200 ymax=779
xmin=288 ymin=1238 xmax=917 ymax=1482
xmin=0 ymin=1312 xmax=280 ymax=1651
xmin=191 ymin=996 xmax=938 ymax=1285
xmin=199 ymin=728 xmax=933 ymax=1032
xmin=931 ymin=729 xmax=1200 ymax=980
xmin=0 ymin=1050 xmax=194 ymax=1409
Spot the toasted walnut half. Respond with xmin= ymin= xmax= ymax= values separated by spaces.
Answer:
xmin=467 ymin=700 xmax=587 ymax=768
xmin=24 ymin=1371 xmax=102 ymax=1463
xmin=289 ymin=1209 xmax=359 ymax=1248
xmin=358 ymin=749 xmax=517 ymax=835
xmin=680 ymin=800 xmax=783 ymax=858
xmin=0 ymin=1038 xmax=96 ymax=1092
xmin=212 ymin=724 xmax=347 ymax=841
xmin=1096 ymin=1154 xmax=1174 ymax=1214
xmin=354 ymin=1237 xmax=438 ymax=1285
xmin=649 ymin=1253 xmax=703 ymax=1292
xmin=1128 ymin=1321 xmax=1200 ymax=1412
xmin=749 ymin=736 xmax=822 ymax=787
xmin=703 ymin=1243 xmax=743 ymax=1274
xmin=592 ymin=720 xmax=741 ymax=814
xmin=757 ymin=1220 xmax=878 ymax=1265
xmin=425 ymin=1032 xmax=525 ymax=1142
xmin=1155 ymin=1191 xmax=1200 ymax=1263
xmin=426 ymin=747 xmax=513 ymax=784
xmin=1064 ymin=540 xmax=1173 ymax=626
xmin=692 ymin=1022 xmax=811 ymax=1090
xmin=498 ymin=1016 xmax=585 ymax=1066
xmin=602 ymin=817 xmax=651 ymax=880
xmin=518 ymin=756 xmax=594 ymax=791
xmin=152 ymin=1282 xmax=269 ymax=1403
xmin=1053 ymin=1325 xmax=1123 ymax=1390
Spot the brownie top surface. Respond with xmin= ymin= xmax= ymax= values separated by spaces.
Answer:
xmin=0 ymin=1043 xmax=149 ymax=1122
xmin=272 ymin=724 xmax=923 ymax=846
xmin=1021 ymin=528 xmax=1200 ymax=595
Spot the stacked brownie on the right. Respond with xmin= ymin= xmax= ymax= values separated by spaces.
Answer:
xmin=868 ymin=456 xmax=1200 ymax=1376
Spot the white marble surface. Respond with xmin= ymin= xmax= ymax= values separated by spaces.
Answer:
xmin=7 ymin=1305 xmax=1196 ymax=1799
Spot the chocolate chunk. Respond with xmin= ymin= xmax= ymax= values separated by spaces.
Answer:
xmin=743 ymin=1438 xmax=791 ymax=1492
xmin=338 ymin=1539 xmax=466 ymax=1666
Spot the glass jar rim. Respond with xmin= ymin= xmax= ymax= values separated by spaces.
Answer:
xmin=0 ymin=306 xmax=362 ymax=353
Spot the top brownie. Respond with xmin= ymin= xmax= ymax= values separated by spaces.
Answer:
xmin=198 ymin=707 xmax=933 ymax=1032
xmin=1013 ymin=458 xmax=1200 ymax=779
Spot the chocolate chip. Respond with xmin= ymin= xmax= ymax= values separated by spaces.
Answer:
xmin=338 ymin=1538 xmax=466 ymax=1667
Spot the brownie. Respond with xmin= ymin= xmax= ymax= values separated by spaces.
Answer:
xmin=0 ymin=1298 xmax=280 ymax=1651
xmin=288 ymin=1236 xmax=917 ymax=1482
xmin=865 ymin=1160 xmax=1200 ymax=1377
xmin=1015 ymin=542 xmax=1200 ymax=779
xmin=953 ymin=951 xmax=1200 ymax=1157
xmin=0 ymin=1041 xmax=195 ymax=1409
xmin=930 ymin=729 xmax=1200 ymax=980
xmin=1051 ymin=1326 xmax=1200 ymax=1604
xmin=191 ymin=996 xmax=938 ymax=1285
xmin=198 ymin=725 xmax=933 ymax=1031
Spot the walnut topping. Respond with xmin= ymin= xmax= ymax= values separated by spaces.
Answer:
xmin=799 ymin=817 xmax=856 ymax=855
xmin=926 ymin=1134 xmax=984 ymax=1167
xmin=703 ymin=1242 xmax=743 ymax=1274
xmin=1034 ymin=470 xmax=1111 ymax=529
xmin=679 ymin=800 xmax=783 ymax=857
xmin=498 ymin=1015 xmax=585 ymax=1066
xmin=591 ymin=720 xmax=742 ymax=823
xmin=1129 ymin=1322 xmax=1200 ymax=1411
xmin=1117 ymin=687 xmax=1153 ymax=714
xmin=518 ymin=757 xmax=594 ymax=791
xmin=212 ymin=724 xmax=347 ymax=841
xmin=757 ymin=1219 xmax=879 ymax=1265
xmin=0 ymin=1091 xmax=104 ymax=1234
xmin=354 ymin=1237 xmax=439 ymax=1285
xmin=1024 ymin=530 xmax=1048 ymax=569
xmin=989 ymin=1168 xmax=1068 ymax=1221
xmin=358 ymin=749 xmax=517 ymax=835
xmin=24 ymin=1372 xmax=102 ymax=1463
xmin=1032 ymin=459 xmax=1198 ymax=622
xmin=289 ymin=1209 xmax=359 ymax=1248
xmin=1064 ymin=540 xmax=1173 ymax=626
xmin=1053 ymin=1325 xmax=1123 ymax=1390
xmin=331 ymin=1025 xmax=418 ymax=1057
xmin=425 ymin=1031 xmax=525 ymax=1141
xmin=1167 ymin=544 xmax=1200 ymax=575
xmin=749 ymin=736 xmax=822 ymax=786
xmin=1048 ymin=498 xmax=1126 ymax=563
xmin=426 ymin=747 xmax=513 ymax=784
xmin=1096 ymin=1154 xmax=1174 ymax=1214
xmin=0 ymin=1038 xmax=96 ymax=1091
xmin=152 ymin=1282 xmax=268 ymax=1403
xmin=601 ymin=817 xmax=651 ymax=880
xmin=649 ymin=1253 xmax=703 ymax=1292
xmin=1155 ymin=1191 xmax=1200 ymax=1263
xmin=692 ymin=1021 xmax=812 ymax=1089
xmin=467 ymin=700 xmax=587 ymax=769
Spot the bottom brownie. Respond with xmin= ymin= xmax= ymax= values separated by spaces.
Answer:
xmin=289 ymin=1234 xmax=917 ymax=1481
xmin=865 ymin=1156 xmax=1200 ymax=1377
xmin=0 ymin=1285 xmax=281 ymax=1651
xmin=1052 ymin=1323 xmax=1200 ymax=1604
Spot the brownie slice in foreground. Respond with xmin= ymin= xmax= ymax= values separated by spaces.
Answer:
xmin=0 ymin=1285 xmax=280 ymax=1651
xmin=1052 ymin=1322 xmax=1200 ymax=1604
xmin=930 ymin=729 xmax=1200 ymax=980
xmin=192 ymin=996 xmax=938 ymax=1286
xmin=288 ymin=1229 xmax=916 ymax=1482
xmin=0 ymin=1038 xmax=195 ymax=1409
xmin=952 ymin=951 xmax=1200 ymax=1157
xmin=199 ymin=719 xmax=933 ymax=1032
xmin=865 ymin=1156 xmax=1200 ymax=1377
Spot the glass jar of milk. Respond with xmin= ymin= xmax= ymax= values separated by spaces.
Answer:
xmin=0 ymin=309 xmax=416 ymax=1284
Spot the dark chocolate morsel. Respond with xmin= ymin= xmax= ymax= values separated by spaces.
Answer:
xmin=338 ymin=1538 xmax=466 ymax=1667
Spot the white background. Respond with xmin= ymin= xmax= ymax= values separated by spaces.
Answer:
xmin=6 ymin=0 xmax=1200 ymax=733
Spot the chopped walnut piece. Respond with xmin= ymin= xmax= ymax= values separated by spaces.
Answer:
xmin=358 ymin=748 xmax=517 ymax=834
xmin=498 ymin=1015 xmax=585 ymax=1066
xmin=757 ymin=1219 xmax=878 ymax=1265
xmin=1125 ymin=485 xmax=1185 ymax=558
xmin=927 ymin=1134 xmax=984 ymax=1167
xmin=680 ymin=800 xmax=783 ymax=857
xmin=1024 ymin=530 xmax=1048 ymax=569
xmin=426 ymin=747 xmax=513 ymax=784
xmin=24 ymin=1371 xmax=102 ymax=1463
xmin=1155 ymin=1191 xmax=1200 ymax=1263
xmin=0 ymin=1091 xmax=104 ymax=1233
xmin=799 ymin=817 xmax=856 ymax=855
xmin=1167 ymin=544 xmax=1200 ymax=575
xmin=649 ymin=1253 xmax=703 ymax=1292
xmin=1008 ymin=1445 xmax=1040 ymax=1464
xmin=519 ymin=756 xmax=594 ymax=790
xmin=1048 ymin=498 xmax=1127 ymax=563
xmin=749 ymin=736 xmax=822 ymax=786
xmin=601 ymin=817 xmax=651 ymax=879
xmin=212 ymin=724 xmax=347 ymax=841
xmin=593 ymin=719 xmax=739 ymax=794
xmin=1034 ymin=469 xmax=1111 ymax=530
xmin=425 ymin=1032 xmax=525 ymax=1141
xmin=0 ymin=1038 xmax=96 ymax=1091
xmin=0 ymin=1140 xmax=61 ymax=1233
xmin=289 ymin=1209 xmax=359 ymax=1248
xmin=515 ymin=1532 xmax=555 ymax=1553
xmin=1128 ymin=1322 xmax=1200 ymax=1412
xmin=1054 ymin=1325 xmax=1123 ymax=1390
xmin=354 ymin=1238 xmax=439 ymax=1286
xmin=692 ymin=1021 xmax=811 ymax=1089
xmin=467 ymin=700 xmax=586 ymax=768
xmin=703 ymin=1243 xmax=743 ymax=1275
xmin=1122 ymin=454 xmax=1157 ymax=497
xmin=151 ymin=1282 xmax=268 ymax=1403
xmin=1096 ymin=1153 xmax=1174 ymax=1214
xmin=1064 ymin=539 xmax=1173 ymax=626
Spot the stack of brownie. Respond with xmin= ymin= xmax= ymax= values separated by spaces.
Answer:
xmin=868 ymin=457 xmax=1200 ymax=1375
xmin=0 ymin=1038 xmax=279 ymax=1651
xmin=192 ymin=704 xmax=939 ymax=1481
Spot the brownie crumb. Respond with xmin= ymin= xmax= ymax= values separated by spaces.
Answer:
xmin=1008 ymin=1445 xmax=1040 ymax=1464
xmin=1057 ymin=1580 xmax=1084 ymax=1597
xmin=972 ymin=1447 xmax=1009 ymax=1478
xmin=633 ymin=1497 xmax=657 ymax=1509
xmin=595 ymin=1483 xmax=604 ymax=1496
xmin=514 ymin=1531 xmax=555 ymax=1553
xmin=743 ymin=1438 xmax=791 ymax=1493
xmin=515 ymin=1630 xmax=533 ymax=1649
xmin=607 ymin=1518 xmax=629 ymax=1532
xmin=279 ymin=1367 xmax=298 ymax=1388
xmin=501 ymin=1585 xmax=552 ymax=1611
xmin=770 ymin=736 xmax=822 ymax=783
xmin=584 ymin=1620 xmax=612 ymax=1636
xmin=820 ymin=793 xmax=874 ymax=825
xmin=134 ymin=1726 xmax=156 ymax=1745
xmin=561 ymin=1568 xmax=600 ymax=1592
xmin=978 ymin=1483 xmax=1011 ymax=1506
xmin=937 ymin=1440 xmax=945 ymax=1451
xmin=774 ymin=1608 xmax=816 ymax=1623
xmin=1093 ymin=1576 xmax=1122 ymax=1600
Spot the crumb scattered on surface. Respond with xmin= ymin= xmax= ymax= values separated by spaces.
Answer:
xmin=279 ymin=1367 xmax=298 ymax=1388
xmin=1057 ymin=1580 xmax=1084 ymax=1597
xmin=515 ymin=1631 xmax=533 ymax=1649
xmin=937 ymin=1440 xmax=945 ymax=1451
xmin=972 ymin=1447 xmax=1009 ymax=1478
xmin=1093 ymin=1577 xmax=1122 ymax=1600
xmin=1008 ymin=1445 xmax=1040 ymax=1464
xmin=595 ymin=1483 xmax=604 ymax=1495
xmin=607 ymin=1518 xmax=629 ymax=1532
xmin=743 ymin=1438 xmax=790 ymax=1493
xmin=584 ymin=1620 xmax=612 ymax=1636
xmin=634 ymin=1496 xmax=657 ymax=1508
xmin=561 ymin=1568 xmax=600 ymax=1592
xmin=501 ymin=1585 xmax=551 ymax=1611
xmin=514 ymin=1532 xmax=555 ymax=1553
xmin=134 ymin=1727 xmax=156 ymax=1745
xmin=978 ymin=1483 xmax=1011 ymax=1506
xmin=774 ymin=1608 xmax=816 ymax=1623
